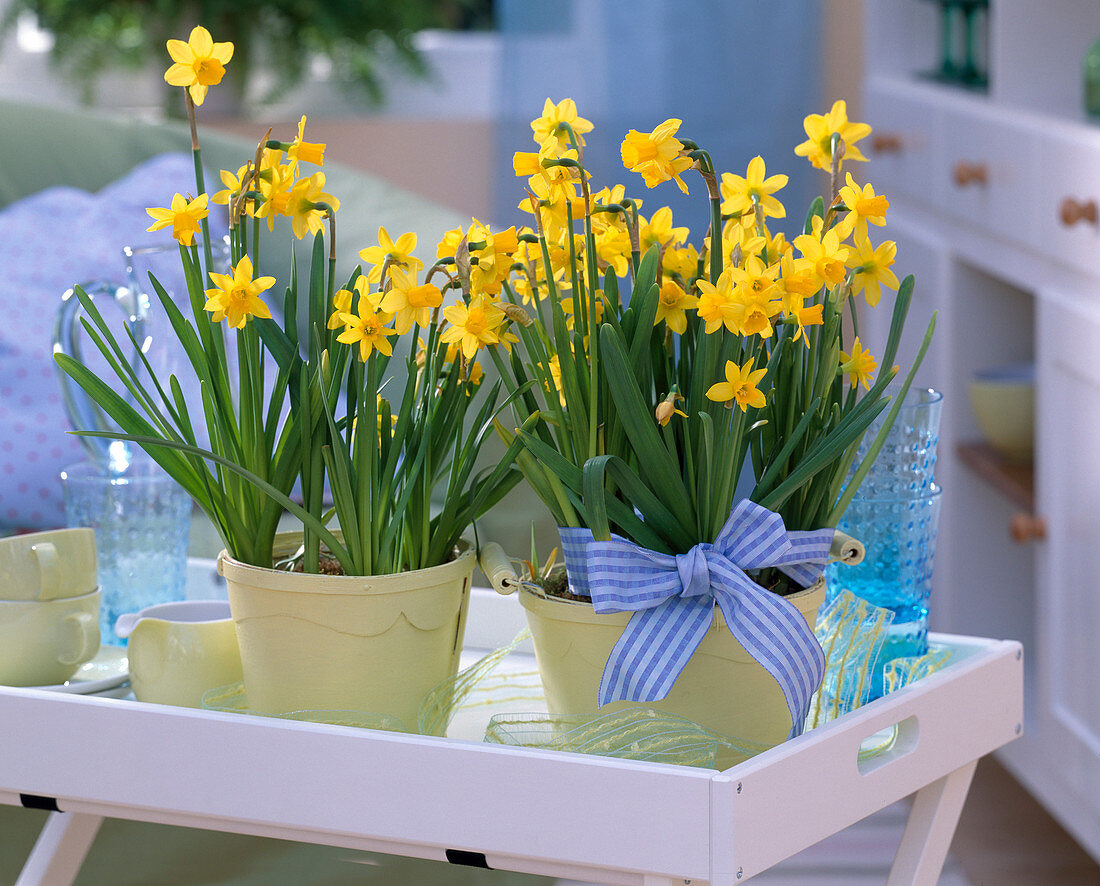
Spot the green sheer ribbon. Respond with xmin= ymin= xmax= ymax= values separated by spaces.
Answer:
xmin=202 ymin=589 xmax=952 ymax=768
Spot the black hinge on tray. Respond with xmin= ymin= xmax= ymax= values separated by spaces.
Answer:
xmin=445 ymin=849 xmax=492 ymax=868
xmin=20 ymin=793 xmax=60 ymax=811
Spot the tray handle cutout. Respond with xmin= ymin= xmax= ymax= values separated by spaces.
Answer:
xmin=857 ymin=715 xmax=919 ymax=776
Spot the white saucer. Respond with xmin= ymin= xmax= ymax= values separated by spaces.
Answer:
xmin=32 ymin=646 xmax=129 ymax=694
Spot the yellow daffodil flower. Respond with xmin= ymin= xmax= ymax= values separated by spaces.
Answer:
xmin=695 ymin=269 xmax=740 ymax=334
xmin=794 ymin=216 xmax=851 ymax=287
xmin=724 ymin=256 xmax=782 ymax=337
xmin=849 ymin=238 xmax=900 ymax=307
xmin=163 ymin=26 xmax=234 ymax=106
xmin=471 ymin=226 xmax=520 ymax=296
xmin=839 ymin=337 xmax=877 ymax=389
xmin=519 ymin=175 xmax=582 ymax=234
xmin=436 ymin=227 xmax=464 ymax=260
xmin=441 ymin=296 xmax=506 ymax=359
xmin=835 ymin=172 xmax=888 ymax=241
xmin=288 ymin=116 xmax=326 ymax=168
xmin=531 ymin=98 xmax=594 ymax=149
xmin=779 ymin=253 xmax=822 ymax=299
xmin=593 ymin=226 xmax=632 ymax=278
xmin=203 ymin=255 xmax=275 ymax=329
xmin=327 ymin=288 xmax=354 ymax=330
xmin=706 ymin=359 xmax=768 ymax=411
xmin=720 ymin=156 xmax=789 ymax=219
xmin=211 ymin=164 xmax=256 ymax=216
xmin=620 ymin=118 xmax=693 ymax=194
xmin=283 ymin=172 xmax=339 ymax=240
xmin=146 ymin=193 xmax=210 ymax=246
xmin=359 ymin=227 xmax=424 ymax=285
xmin=789 ymin=301 xmax=824 ymax=346
xmin=380 ymin=267 xmax=443 ymax=334
xmin=794 ymin=100 xmax=872 ymax=171
xmin=639 ymin=206 xmax=689 ymax=253
xmin=252 ymin=161 xmax=297 ymax=231
xmin=336 ymin=291 xmax=396 ymax=361
xmin=654 ymin=280 xmax=698 ymax=334
xmin=662 ymin=243 xmax=700 ymax=282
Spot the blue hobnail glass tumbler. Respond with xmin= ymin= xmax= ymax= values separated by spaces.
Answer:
xmin=827 ymin=486 xmax=943 ymax=699
xmin=60 ymin=456 xmax=190 ymax=646
xmin=827 ymin=386 xmax=943 ymax=699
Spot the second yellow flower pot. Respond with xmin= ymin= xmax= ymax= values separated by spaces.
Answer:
xmin=218 ymin=535 xmax=473 ymax=733
xmin=519 ymin=578 xmax=826 ymax=765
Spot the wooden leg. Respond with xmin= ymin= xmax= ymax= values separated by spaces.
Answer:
xmin=15 ymin=811 xmax=104 ymax=886
xmin=886 ymin=759 xmax=978 ymax=886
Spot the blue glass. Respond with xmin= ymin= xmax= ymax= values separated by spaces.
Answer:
xmin=60 ymin=457 xmax=190 ymax=645
xmin=827 ymin=485 xmax=942 ymax=699
xmin=848 ymin=387 xmax=942 ymax=499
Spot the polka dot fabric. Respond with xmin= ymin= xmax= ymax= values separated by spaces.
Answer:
xmin=0 ymin=154 xmax=227 ymax=531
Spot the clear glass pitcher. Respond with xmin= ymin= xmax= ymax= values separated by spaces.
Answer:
xmin=52 ymin=239 xmax=230 ymax=464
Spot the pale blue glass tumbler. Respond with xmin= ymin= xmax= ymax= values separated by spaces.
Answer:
xmin=60 ymin=456 xmax=190 ymax=646
xmin=826 ymin=387 xmax=944 ymax=699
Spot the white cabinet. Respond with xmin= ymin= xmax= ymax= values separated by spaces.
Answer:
xmin=862 ymin=0 xmax=1100 ymax=860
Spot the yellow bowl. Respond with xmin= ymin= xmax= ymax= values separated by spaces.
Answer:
xmin=968 ymin=364 xmax=1035 ymax=460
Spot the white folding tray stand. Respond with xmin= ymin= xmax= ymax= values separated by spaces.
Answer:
xmin=0 ymin=617 xmax=1021 ymax=886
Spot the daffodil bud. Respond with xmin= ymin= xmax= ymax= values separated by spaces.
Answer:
xmin=502 ymin=303 xmax=533 ymax=326
xmin=320 ymin=348 xmax=331 ymax=386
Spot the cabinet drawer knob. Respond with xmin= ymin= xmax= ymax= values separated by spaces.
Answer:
xmin=1059 ymin=197 xmax=1098 ymax=227
xmin=953 ymin=161 xmax=988 ymax=187
xmin=872 ymin=133 xmax=903 ymax=154
xmin=1009 ymin=512 xmax=1046 ymax=543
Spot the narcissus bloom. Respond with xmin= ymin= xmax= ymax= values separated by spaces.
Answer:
xmin=794 ymin=216 xmax=851 ymax=288
xmin=639 ymin=206 xmax=689 ymax=253
xmin=849 ymin=238 xmax=900 ymax=307
xmin=359 ymin=227 xmax=423 ymax=285
xmin=531 ymin=98 xmax=594 ymax=149
xmin=204 ymin=255 xmax=275 ymax=329
xmin=380 ymin=267 xmax=443 ymax=334
xmin=337 ymin=288 xmax=396 ymax=361
xmin=211 ymin=164 xmax=254 ymax=215
xmin=284 ymin=172 xmax=339 ymax=240
xmin=836 ymin=173 xmax=888 ymax=240
xmin=706 ymin=359 xmax=768 ymax=411
xmin=794 ymin=100 xmax=872 ymax=171
xmin=720 ymin=156 xmax=788 ymax=219
xmin=146 ymin=193 xmax=209 ymax=246
xmin=696 ymin=269 xmax=740 ymax=334
xmin=441 ymin=297 xmax=506 ymax=359
xmin=654 ymin=280 xmax=698 ymax=334
xmin=620 ymin=119 xmax=692 ymax=194
xmin=288 ymin=116 xmax=326 ymax=168
xmin=839 ymin=337 xmax=877 ymax=389
xmin=164 ymin=26 xmax=234 ymax=106
xmin=327 ymin=288 xmax=354 ymax=330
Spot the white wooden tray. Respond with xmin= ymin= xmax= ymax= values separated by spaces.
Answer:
xmin=0 ymin=583 xmax=1022 ymax=886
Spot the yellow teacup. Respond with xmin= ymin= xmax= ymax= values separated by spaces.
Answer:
xmin=0 ymin=528 xmax=97 ymax=602
xmin=0 ymin=590 xmax=101 ymax=685
xmin=116 ymin=601 xmax=242 ymax=707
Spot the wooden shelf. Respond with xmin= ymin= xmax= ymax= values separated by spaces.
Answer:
xmin=956 ymin=441 xmax=1035 ymax=512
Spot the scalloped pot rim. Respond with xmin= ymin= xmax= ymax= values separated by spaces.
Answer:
xmin=218 ymin=536 xmax=473 ymax=636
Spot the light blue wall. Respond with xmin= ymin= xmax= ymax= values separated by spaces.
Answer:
xmin=493 ymin=0 xmax=824 ymax=239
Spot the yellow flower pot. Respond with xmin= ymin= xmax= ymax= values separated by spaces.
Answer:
xmin=518 ymin=578 xmax=826 ymax=763
xmin=218 ymin=535 xmax=473 ymax=733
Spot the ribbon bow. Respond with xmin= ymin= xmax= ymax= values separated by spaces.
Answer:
xmin=559 ymin=500 xmax=832 ymax=738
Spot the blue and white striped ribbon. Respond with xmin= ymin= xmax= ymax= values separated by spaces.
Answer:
xmin=559 ymin=500 xmax=832 ymax=738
